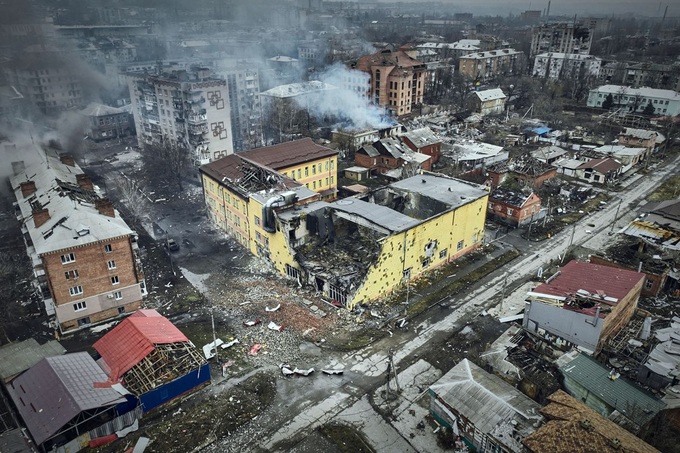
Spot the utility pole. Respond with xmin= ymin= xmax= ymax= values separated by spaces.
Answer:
xmin=500 ymin=273 xmax=508 ymax=313
xmin=543 ymin=199 xmax=550 ymax=228
xmin=211 ymin=302 xmax=219 ymax=364
xmin=562 ymin=224 xmax=576 ymax=264
xmin=610 ymin=198 xmax=622 ymax=234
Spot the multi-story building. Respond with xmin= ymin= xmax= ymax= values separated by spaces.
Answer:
xmin=217 ymin=63 xmax=263 ymax=152
xmin=532 ymin=52 xmax=601 ymax=80
xmin=80 ymin=102 xmax=134 ymax=141
xmin=530 ymin=23 xmax=592 ymax=58
xmin=126 ymin=66 xmax=234 ymax=165
xmin=10 ymin=150 xmax=146 ymax=333
xmin=200 ymin=138 xmax=338 ymax=248
xmin=352 ymin=48 xmax=427 ymax=116
xmin=458 ymin=49 xmax=523 ymax=82
xmin=3 ymin=47 xmax=85 ymax=116
xmin=202 ymin=155 xmax=489 ymax=308
xmin=586 ymin=85 xmax=680 ymax=116
xmin=599 ymin=61 xmax=680 ymax=92
xmin=466 ymin=88 xmax=507 ymax=116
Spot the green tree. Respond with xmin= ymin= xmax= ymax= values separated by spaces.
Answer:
xmin=643 ymin=101 xmax=655 ymax=115
xmin=602 ymin=93 xmax=614 ymax=110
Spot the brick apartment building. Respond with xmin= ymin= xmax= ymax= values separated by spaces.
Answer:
xmin=352 ymin=47 xmax=426 ymax=116
xmin=458 ymin=49 xmax=523 ymax=82
xmin=10 ymin=149 xmax=146 ymax=333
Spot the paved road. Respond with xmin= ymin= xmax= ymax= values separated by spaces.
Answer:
xmin=219 ymin=155 xmax=680 ymax=453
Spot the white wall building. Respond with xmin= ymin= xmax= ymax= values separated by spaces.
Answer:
xmin=532 ymin=52 xmax=601 ymax=80
xmin=127 ymin=66 xmax=234 ymax=165
xmin=587 ymin=85 xmax=680 ymax=116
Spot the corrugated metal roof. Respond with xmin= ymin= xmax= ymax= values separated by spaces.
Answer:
xmin=560 ymin=353 xmax=665 ymax=426
xmin=533 ymin=260 xmax=643 ymax=301
xmin=430 ymin=359 xmax=542 ymax=451
xmin=330 ymin=198 xmax=419 ymax=233
xmin=94 ymin=309 xmax=189 ymax=380
xmin=6 ymin=353 xmax=125 ymax=446
xmin=390 ymin=174 xmax=488 ymax=210
xmin=0 ymin=339 xmax=65 ymax=382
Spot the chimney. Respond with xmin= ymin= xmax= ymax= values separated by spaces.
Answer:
xmin=59 ymin=154 xmax=75 ymax=167
xmin=20 ymin=180 xmax=37 ymax=198
xmin=95 ymin=198 xmax=115 ymax=218
xmin=76 ymin=174 xmax=94 ymax=191
xmin=33 ymin=208 xmax=50 ymax=228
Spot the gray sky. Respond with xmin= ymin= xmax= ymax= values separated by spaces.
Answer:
xmin=376 ymin=0 xmax=674 ymax=17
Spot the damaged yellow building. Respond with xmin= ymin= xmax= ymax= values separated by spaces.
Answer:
xmin=201 ymin=148 xmax=489 ymax=308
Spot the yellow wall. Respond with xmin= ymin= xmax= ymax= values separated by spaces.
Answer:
xmin=278 ymin=156 xmax=337 ymax=196
xmin=202 ymin=173 xmax=250 ymax=248
xmin=348 ymin=194 xmax=488 ymax=308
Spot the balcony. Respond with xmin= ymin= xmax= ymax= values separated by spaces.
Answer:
xmin=145 ymin=114 xmax=160 ymax=125
xmin=188 ymin=124 xmax=209 ymax=135
xmin=187 ymin=114 xmax=207 ymax=124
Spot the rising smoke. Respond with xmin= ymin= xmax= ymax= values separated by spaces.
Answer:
xmin=301 ymin=63 xmax=395 ymax=131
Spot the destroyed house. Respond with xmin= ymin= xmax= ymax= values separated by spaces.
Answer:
xmin=275 ymin=173 xmax=489 ymax=308
xmin=93 ymin=309 xmax=209 ymax=413
xmin=524 ymin=261 xmax=644 ymax=354
xmin=400 ymin=127 xmax=442 ymax=164
xmin=10 ymin=149 xmax=146 ymax=333
xmin=488 ymin=188 xmax=541 ymax=227
xmin=355 ymin=137 xmax=432 ymax=178
xmin=622 ymin=199 xmax=680 ymax=251
xmin=487 ymin=155 xmax=557 ymax=189
xmin=523 ymin=390 xmax=661 ymax=453
xmin=429 ymin=359 xmax=543 ymax=452
xmin=6 ymin=353 xmax=136 ymax=452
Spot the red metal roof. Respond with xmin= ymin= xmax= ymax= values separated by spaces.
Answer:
xmin=533 ymin=261 xmax=644 ymax=302
xmin=94 ymin=310 xmax=189 ymax=380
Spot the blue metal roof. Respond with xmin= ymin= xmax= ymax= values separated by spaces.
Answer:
xmin=527 ymin=127 xmax=551 ymax=135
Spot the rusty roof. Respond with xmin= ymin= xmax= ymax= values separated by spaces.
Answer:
xmin=239 ymin=138 xmax=337 ymax=170
xmin=523 ymin=390 xmax=660 ymax=453
xmin=355 ymin=49 xmax=425 ymax=73
xmin=533 ymin=260 xmax=644 ymax=302
xmin=576 ymin=157 xmax=622 ymax=173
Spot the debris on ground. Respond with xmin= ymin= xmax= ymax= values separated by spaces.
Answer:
xmin=265 ymin=304 xmax=281 ymax=312
xmin=248 ymin=344 xmax=263 ymax=356
xmin=267 ymin=321 xmax=284 ymax=332
xmin=243 ymin=319 xmax=261 ymax=327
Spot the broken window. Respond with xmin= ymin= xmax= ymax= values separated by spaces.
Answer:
xmin=285 ymin=264 xmax=300 ymax=280
xmin=439 ymin=249 xmax=448 ymax=259
xmin=64 ymin=269 xmax=79 ymax=280
xmin=424 ymin=240 xmax=437 ymax=257
xmin=645 ymin=279 xmax=654 ymax=289
xmin=61 ymin=252 xmax=76 ymax=264
xmin=422 ymin=257 xmax=431 ymax=268
xmin=457 ymin=240 xmax=464 ymax=251
xmin=507 ymin=208 xmax=513 ymax=215
xmin=403 ymin=268 xmax=412 ymax=280
xmin=255 ymin=216 xmax=261 ymax=226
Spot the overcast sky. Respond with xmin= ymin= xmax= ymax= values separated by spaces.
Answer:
xmin=377 ymin=0 xmax=674 ymax=17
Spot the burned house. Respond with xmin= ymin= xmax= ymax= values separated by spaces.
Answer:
xmin=276 ymin=173 xmax=489 ymax=308
xmin=638 ymin=317 xmax=680 ymax=390
xmin=488 ymin=188 xmax=542 ymax=227
xmin=523 ymin=390 xmax=660 ymax=453
xmin=487 ymin=154 xmax=557 ymax=189
xmin=622 ymin=199 xmax=680 ymax=252
xmin=354 ymin=137 xmax=432 ymax=179
xmin=400 ymin=126 xmax=442 ymax=164
xmin=93 ymin=309 xmax=209 ymax=413
xmin=523 ymin=261 xmax=645 ymax=354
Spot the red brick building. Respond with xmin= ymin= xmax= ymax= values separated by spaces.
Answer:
xmin=352 ymin=47 xmax=426 ymax=117
xmin=488 ymin=188 xmax=541 ymax=226
xmin=11 ymin=149 xmax=146 ymax=333
xmin=487 ymin=155 xmax=557 ymax=189
xmin=401 ymin=127 xmax=442 ymax=164
xmin=355 ymin=138 xmax=431 ymax=178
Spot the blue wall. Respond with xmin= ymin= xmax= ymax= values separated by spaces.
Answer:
xmin=140 ymin=363 xmax=211 ymax=413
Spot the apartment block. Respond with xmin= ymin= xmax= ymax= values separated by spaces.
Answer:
xmin=10 ymin=149 xmax=146 ymax=334
xmin=532 ymin=52 xmax=601 ymax=80
xmin=458 ymin=49 xmax=523 ymax=82
xmin=217 ymin=63 xmax=263 ymax=152
xmin=353 ymin=48 xmax=427 ymax=117
xmin=587 ymin=85 xmax=680 ymax=116
xmin=127 ymin=66 xmax=234 ymax=165
xmin=530 ymin=22 xmax=592 ymax=58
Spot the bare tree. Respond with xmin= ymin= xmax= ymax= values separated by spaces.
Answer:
xmin=119 ymin=175 xmax=150 ymax=225
xmin=141 ymin=142 xmax=191 ymax=193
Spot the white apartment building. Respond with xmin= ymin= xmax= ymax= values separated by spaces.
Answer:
xmin=216 ymin=63 xmax=263 ymax=152
xmin=127 ymin=66 xmax=234 ymax=165
xmin=530 ymin=23 xmax=592 ymax=58
xmin=532 ymin=53 xmax=601 ymax=80
xmin=587 ymin=85 xmax=680 ymax=116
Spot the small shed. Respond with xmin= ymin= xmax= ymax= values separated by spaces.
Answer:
xmin=94 ymin=309 xmax=209 ymax=413
xmin=344 ymin=166 xmax=370 ymax=182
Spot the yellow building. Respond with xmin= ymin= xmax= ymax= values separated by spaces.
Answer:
xmin=241 ymin=138 xmax=339 ymax=199
xmin=202 ymin=148 xmax=489 ymax=308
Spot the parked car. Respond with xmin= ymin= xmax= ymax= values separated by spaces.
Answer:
xmin=165 ymin=238 xmax=180 ymax=251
